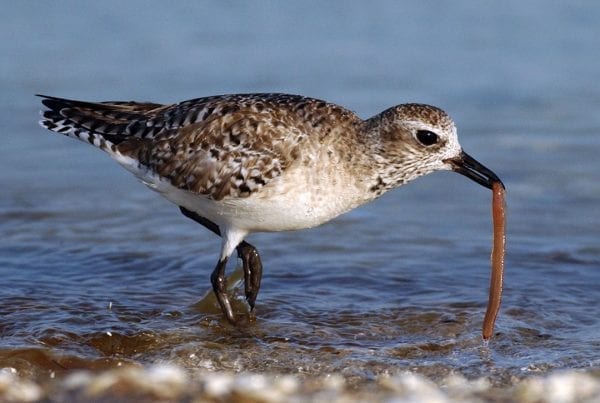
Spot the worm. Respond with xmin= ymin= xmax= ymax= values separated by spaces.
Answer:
xmin=482 ymin=181 xmax=506 ymax=340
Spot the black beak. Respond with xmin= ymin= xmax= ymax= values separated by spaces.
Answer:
xmin=446 ymin=151 xmax=504 ymax=190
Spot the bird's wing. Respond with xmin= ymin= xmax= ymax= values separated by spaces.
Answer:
xmin=39 ymin=93 xmax=360 ymax=201
xmin=116 ymin=108 xmax=308 ymax=201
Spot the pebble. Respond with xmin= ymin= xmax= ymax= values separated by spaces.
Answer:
xmin=0 ymin=368 xmax=43 ymax=402
xmin=0 ymin=365 xmax=598 ymax=402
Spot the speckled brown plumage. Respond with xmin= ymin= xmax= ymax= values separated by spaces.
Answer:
xmin=41 ymin=94 xmax=367 ymax=201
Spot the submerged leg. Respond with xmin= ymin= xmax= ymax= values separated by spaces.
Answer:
xmin=211 ymin=256 xmax=235 ymax=323
xmin=238 ymin=242 xmax=263 ymax=310
xmin=179 ymin=207 xmax=264 ymax=313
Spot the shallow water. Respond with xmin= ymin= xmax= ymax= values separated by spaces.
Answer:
xmin=2 ymin=1 xmax=600 ymax=400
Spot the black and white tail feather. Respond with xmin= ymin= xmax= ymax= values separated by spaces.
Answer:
xmin=39 ymin=95 xmax=117 ymax=154
xmin=37 ymin=94 xmax=170 ymax=155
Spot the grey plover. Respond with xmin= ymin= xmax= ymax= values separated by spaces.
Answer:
xmin=38 ymin=93 xmax=503 ymax=323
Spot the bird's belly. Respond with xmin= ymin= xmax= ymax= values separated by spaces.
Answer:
xmin=222 ymin=168 xmax=370 ymax=232
xmin=164 ymin=182 xmax=356 ymax=232
xmin=116 ymin=153 xmax=369 ymax=232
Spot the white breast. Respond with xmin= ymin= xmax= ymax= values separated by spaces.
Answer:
xmin=113 ymin=151 xmax=372 ymax=233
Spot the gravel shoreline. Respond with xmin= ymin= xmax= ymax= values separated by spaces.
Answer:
xmin=2 ymin=365 xmax=599 ymax=402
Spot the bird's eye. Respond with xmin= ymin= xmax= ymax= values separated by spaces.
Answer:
xmin=415 ymin=130 xmax=439 ymax=146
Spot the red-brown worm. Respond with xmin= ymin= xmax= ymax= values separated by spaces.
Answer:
xmin=483 ymin=181 xmax=506 ymax=340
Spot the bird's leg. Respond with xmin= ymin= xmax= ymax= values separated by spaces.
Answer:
xmin=211 ymin=256 xmax=235 ymax=323
xmin=179 ymin=207 xmax=264 ymax=312
xmin=237 ymin=242 xmax=263 ymax=310
xmin=179 ymin=207 xmax=221 ymax=236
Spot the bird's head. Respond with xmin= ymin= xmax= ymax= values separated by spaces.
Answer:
xmin=372 ymin=103 xmax=503 ymax=189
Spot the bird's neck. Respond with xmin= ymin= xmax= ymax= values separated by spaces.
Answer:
xmin=359 ymin=117 xmax=424 ymax=199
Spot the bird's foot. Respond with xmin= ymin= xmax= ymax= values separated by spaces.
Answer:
xmin=210 ymin=257 xmax=236 ymax=324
